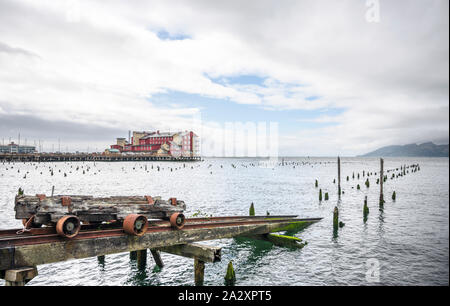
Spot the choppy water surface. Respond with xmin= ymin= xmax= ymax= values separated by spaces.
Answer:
xmin=0 ymin=157 xmax=448 ymax=286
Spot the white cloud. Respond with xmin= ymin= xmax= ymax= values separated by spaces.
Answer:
xmin=0 ymin=0 xmax=448 ymax=155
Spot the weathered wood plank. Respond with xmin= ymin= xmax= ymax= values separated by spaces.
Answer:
xmin=158 ymin=243 xmax=221 ymax=263
xmin=1 ymin=266 xmax=38 ymax=284
xmin=0 ymin=221 xmax=302 ymax=270
xmin=15 ymin=195 xmax=185 ymax=224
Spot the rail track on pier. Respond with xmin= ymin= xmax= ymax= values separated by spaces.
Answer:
xmin=0 ymin=215 xmax=320 ymax=248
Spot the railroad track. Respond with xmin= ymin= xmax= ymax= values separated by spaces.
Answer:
xmin=0 ymin=215 xmax=320 ymax=248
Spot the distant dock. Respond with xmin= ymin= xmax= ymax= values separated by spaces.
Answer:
xmin=0 ymin=153 xmax=201 ymax=163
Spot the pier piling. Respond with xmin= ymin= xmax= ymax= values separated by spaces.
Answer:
xmin=136 ymin=249 xmax=147 ymax=270
xmin=337 ymin=157 xmax=341 ymax=197
xmin=194 ymin=258 xmax=205 ymax=286
xmin=224 ymin=261 xmax=236 ymax=286
xmin=150 ymin=249 xmax=164 ymax=268
xmin=379 ymin=158 xmax=384 ymax=206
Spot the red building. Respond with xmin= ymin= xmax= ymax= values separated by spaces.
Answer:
xmin=110 ymin=130 xmax=199 ymax=157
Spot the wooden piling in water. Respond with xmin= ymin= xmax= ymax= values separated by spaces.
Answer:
xmin=249 ymin=202 xmax=255 ymax=216
xmin=136 ymin=249 xmax=147 ymax=269
xmin=333 ymin=206 xmax=339 ymax=230
xmin=130 ymin=250 xmax=137 ymax=260
xmin=97 ymin=255 xmax=105 ymax=265
xmin=224 ymin=261 xmax=236 ymax=286
xmin=363 ymin=196 xmax=369 ymax=222
xmin=379 ymin=158 xmax=384 ymax=206
xmin=194 ymin=258 xmax=205 ymax=286
xmin=337 ymin=157 xmax=341 ymax=196
xmin=150 ymin=249 xmax=164 ymax=268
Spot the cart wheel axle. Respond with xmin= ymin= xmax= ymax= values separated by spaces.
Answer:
xmin=56 ymin=215 xmax=81 ymax=238
xmin=123 ymin=214 xmax=148 ymax=236
xmin=170 ymin=213 xmax=186 ymax=229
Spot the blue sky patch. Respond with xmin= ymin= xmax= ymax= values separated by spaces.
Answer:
xmin=156 ymin=30 xmax=191 ymax=41
xmin=208 ymin=74 xmax=267 ymax=86
xmin=149 ymin=90 xmax=343 ymax=134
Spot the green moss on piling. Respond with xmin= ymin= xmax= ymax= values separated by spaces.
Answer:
xmin=249 ymin=202 xmax=255 ymax=216
xmin=224 ymin=261 xmax=236 ymax=286
xmin=266 ymin=234 xmax=307 ymax=249
xmin=333 ymin=206 xmax=339 ymax=230
xmin=270 ymin=221 xmax=312 ymax=234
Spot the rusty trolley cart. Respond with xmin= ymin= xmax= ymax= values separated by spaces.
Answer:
xmin=14 ymin=194 xmax=186 ymax=238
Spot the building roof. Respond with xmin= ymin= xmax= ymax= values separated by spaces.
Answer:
xmin=141 ymin=132 xmax=177 ymax=139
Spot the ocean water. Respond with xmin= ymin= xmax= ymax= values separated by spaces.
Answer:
xmin=0 ymin=157 xmax=448 ymax=286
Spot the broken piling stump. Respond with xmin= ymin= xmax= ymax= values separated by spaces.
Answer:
xmin=224 ymin=261 xmax=236 ymax=286
xmin=249 ymin=202 xmax=255 ymax=216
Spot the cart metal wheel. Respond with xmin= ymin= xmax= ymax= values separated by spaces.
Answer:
xmin=56 ymin=215 xmax=81 ymax=238
xmin=170 ymin=212 xmax=186 ymax=229
xmin=123 ymin=214 xmax=148 ymax=236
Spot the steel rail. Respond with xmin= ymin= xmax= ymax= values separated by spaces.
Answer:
xmin=0 ymin=215 xmax=301 ymax=238
xmin=0 ymin=217 xmax=317 ymax=248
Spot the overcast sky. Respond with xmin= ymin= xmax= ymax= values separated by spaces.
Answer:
xmin=0 ymin=0 xmax=448 ymax=156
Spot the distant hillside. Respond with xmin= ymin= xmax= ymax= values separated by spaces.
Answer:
xmin=360 ymin=142 xmax=449 ymax=157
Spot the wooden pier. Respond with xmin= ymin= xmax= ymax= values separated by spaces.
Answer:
xmin=0 ymin=153 xmax=201 ymax=163
xmin=0 ymin=216 xmax=321 ymax=286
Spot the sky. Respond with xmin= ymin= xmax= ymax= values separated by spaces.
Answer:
xmin=0 ymin=0 xmax=448 ymax=156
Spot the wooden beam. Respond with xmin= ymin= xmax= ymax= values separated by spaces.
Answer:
xmin=1 ymin=266 xmax=37 ymax=286
xmin=0 ymin=221 xmax=304 ymax=270
xmin=158 ymin=243 xmax=221 ymax=263
xmin=150 ymin=249 xmax=164 ymax=268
